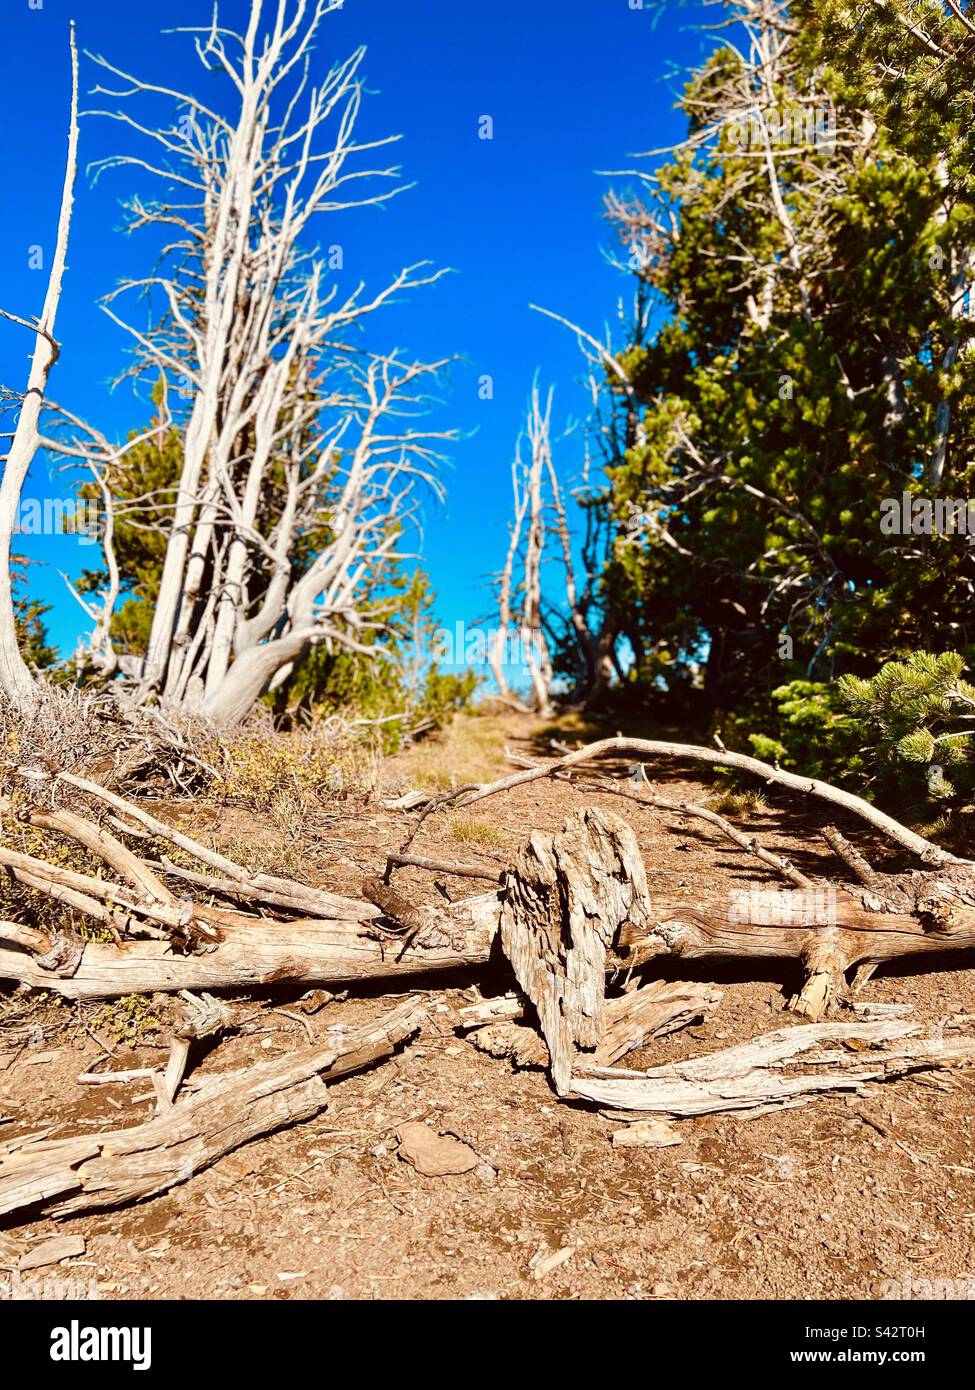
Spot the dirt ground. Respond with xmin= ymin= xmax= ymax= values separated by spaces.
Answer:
xmin=2 ymin=714 xmax=975 ymax=1301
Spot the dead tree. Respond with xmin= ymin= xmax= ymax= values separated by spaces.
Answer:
xmin=60 ymin=0 xmax=450 ymax=724
xmin=0 ymin=25 xmax=79 ymax=712
xmin=489 ymin=381 xmax=612 ymax=713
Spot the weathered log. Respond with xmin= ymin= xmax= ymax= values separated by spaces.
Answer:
xmin=0 ymin=892 xmax=501 ymax=1000
xmin=619 ymin=861 xmax=975 ymax=1020
xmin=570 ymin=1019 xmax=975 ymax=1117
xmin=4 ymin=782 xmax=975 ymax=1013
xmin=0 ymin=999 xmax=423 ymax=1221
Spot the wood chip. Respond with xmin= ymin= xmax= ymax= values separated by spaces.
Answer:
xmin=611 ymin=1118 xmax=683 ymax=1149
xmin=531 ymin=1245 xmax=576 ymax=1279
xmin=18 ymin=1235 xmax=85 ymax=1271
xmin=0 ymin=1231 xmax=23 ymax=1269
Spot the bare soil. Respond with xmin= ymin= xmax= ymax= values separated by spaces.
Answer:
xmin=2 ymin=714 xmax=975 ymax=1301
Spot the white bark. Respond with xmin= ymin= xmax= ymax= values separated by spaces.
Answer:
xmin=0 ymin=25 xmax=79 ymax=709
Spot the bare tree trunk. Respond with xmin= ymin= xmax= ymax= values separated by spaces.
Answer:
xmin=488 ymin=456 xmax=530 ymax=706
xmin=0 ymin=26 xmax=79 ymax=710
xmin=521 ymin=384 xmax=555 ymax=715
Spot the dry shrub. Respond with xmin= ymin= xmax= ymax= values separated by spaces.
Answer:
xmin=196 ymin=711 xmax=384 ymax=824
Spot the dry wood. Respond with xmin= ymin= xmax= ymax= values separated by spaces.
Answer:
xmin=27 ymin=807 xmax=176 ymax=905
xmin=383 ymin=852 xmax=500 ymax=883
xmin=4 ymin=841 xmax=975 ymax=1011
xmin=0 ymin=999 xmax=423 ymax=1221
xmin=821 ymin=824 xmax=884 ymax=889
xmin=150 ymin=857 xmax=376 ymax=921
xmin=570 ymin=1019 xmax=975 ymax=1117
xmin=499 ymin=808 xmax=652 ymax=1094
xmin=594 ymin=981 xmax=723 ymax=1065
xmin=54 ymin=771 xmax=378 ymax=919
xmin=5 ymin=777 xmax=975 ymax=1016
xmin=162 ymin=991 xmax=235 ymax=1105
xmin=392 ymin=735 xmax=964 ymax=866
xmin=619 ymin=865 xmax=975 ymax=1020
xmin=577 ymin=772 xmax=813 ymax=889
xmin=465 ymin=980 xmax=722 ymax=1069
xmin=0 ymin=892 xmax=501 ymax=1000
xmin=0 ymin=25 xmax=79 ymax=711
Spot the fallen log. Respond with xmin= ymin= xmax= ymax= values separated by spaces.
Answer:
xmin=3 ymin=831 xmax=975 ymax=1009
xmin=3 ymin=772 xmax=975 ymax=1016
xmin=570 ymin=1018 xmax=975 ymax=1117
xmin=0 ymin=998 xmax=423 ymax=1221
xmin=619 ymin=862 xmax=975 ymax=1020
xmin=397 ymin=735 xmax=967 ymax=867
xmin=0 ymin=892 xmax=501 ymax=1000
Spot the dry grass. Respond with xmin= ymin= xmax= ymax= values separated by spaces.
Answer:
xmin=446 ymin=815 xmax=507 ymax=850
xmin=390 ymin=710 xmax=521 ymax=792
xmin=198 ymin=713 xmax=383 ymax=824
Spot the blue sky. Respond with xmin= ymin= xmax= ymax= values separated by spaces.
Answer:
xmin=0 ymin=0 xmax=712 ymax=658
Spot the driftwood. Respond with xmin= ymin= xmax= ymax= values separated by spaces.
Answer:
xmin=570 ymin=1018 xmax=975 ymax=1118
xmin=0 ymin=999 xmax=422 ymax=1221
xmin=4 ymin=756 xmax=975 ymax=1222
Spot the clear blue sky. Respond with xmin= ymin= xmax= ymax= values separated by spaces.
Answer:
xmin=0 ymin=0 xmax=712 ymax=657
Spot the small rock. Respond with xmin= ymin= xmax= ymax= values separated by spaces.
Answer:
xmin=397 ymin=1122 xmax=479 ymax=1177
